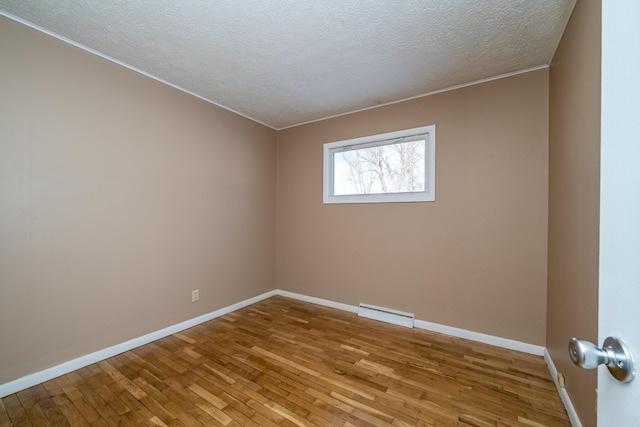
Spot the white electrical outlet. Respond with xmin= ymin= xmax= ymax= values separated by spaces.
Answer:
xmin=192 ymin=289 xmax=199 ymax=302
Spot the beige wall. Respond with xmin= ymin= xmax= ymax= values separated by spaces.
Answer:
xmin=547 ymin=1 xmax=601 ymax=426
xmin=0 ymin=16 xmax=277 ymax=384
xmin=277 ymin=70 xmax=549 ymax=345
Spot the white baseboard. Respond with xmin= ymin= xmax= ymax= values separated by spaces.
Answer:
xmin=544 ymin=349 xmax=582 ymax=426
xmin=0 ymin=290 xmax=277 ymax=398
xmin=275 ymin=290 xmax=358 ymax=313
xmin=413 ymin=319 xmax=545 ymax=356
xmin=0 ymin=288 xmax=549 ymax=400
xmin=275 ymin=290 xmax=544 ymax=356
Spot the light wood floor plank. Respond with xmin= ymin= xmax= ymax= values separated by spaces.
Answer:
xmin=1 ymin=296 xmax=569 ymax=426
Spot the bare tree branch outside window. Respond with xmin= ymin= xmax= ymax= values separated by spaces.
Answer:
xmin=333 ymin=139 xmax=426 ymax=195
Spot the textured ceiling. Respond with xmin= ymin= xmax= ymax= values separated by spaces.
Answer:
xmin=0 ymin=1 xmax=574 ymax=129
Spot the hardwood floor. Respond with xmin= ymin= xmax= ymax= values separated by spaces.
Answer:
xmin=1 ymin=296 xmax=569 ymax=426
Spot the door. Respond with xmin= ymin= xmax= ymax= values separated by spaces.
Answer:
xmin=598 ymin=1 xmax=640 ymax=424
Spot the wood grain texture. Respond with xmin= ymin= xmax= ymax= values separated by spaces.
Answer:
xmin=0 ymin=296 xmax=569 ymax=426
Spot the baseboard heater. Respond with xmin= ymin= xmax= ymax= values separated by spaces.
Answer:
xmin=358 ymin=303 xmax=415 ymax=328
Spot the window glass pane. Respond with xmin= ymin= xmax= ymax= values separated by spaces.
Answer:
xmin=332 ymin=139 xmax=426 ymax=196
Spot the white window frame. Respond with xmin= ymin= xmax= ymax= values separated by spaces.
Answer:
xmin=323 ymin=125 xmax=436 ymax=204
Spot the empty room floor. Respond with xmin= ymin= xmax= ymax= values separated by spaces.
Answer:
xmin=0 ymin=296 xmax=570 ymax=426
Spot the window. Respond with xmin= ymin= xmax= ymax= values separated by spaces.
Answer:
xmin=323 ymin=125 xmax=435 ymax=204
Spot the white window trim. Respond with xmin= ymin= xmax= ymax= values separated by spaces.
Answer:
xmin=323 ymin=125 xmax=436 ymax=204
